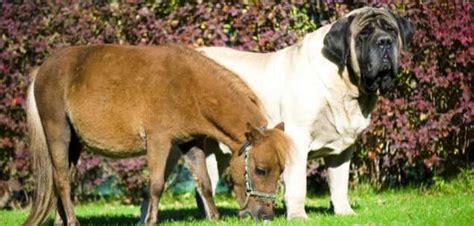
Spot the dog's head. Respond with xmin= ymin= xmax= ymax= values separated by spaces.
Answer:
xmin=323 ymin=7 xmax=414 ymax=94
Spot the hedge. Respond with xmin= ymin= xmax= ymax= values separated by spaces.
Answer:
xmin=0 ymin=1 xmax=472 ymax=205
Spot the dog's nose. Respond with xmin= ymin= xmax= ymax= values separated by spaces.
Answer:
xmin=377 ymin=36 xmax=392 ymax=49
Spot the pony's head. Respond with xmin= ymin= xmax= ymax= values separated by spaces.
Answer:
xmin=229 ymin=122 xmax=291 ymax=221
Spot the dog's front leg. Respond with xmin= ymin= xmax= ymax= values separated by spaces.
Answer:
xmin=324 ymin=146 xmax=355 ymax=215
xmin=283 ymin=130 xmax=310 ymax=219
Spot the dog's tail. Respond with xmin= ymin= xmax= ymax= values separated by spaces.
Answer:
xmin=23 ymin=68 xmax=56 ymax=225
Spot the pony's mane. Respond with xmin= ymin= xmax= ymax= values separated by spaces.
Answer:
xmin=265 ymin=129 xmax=293 ymax=168
xmin=168 ymin=44 xmax=265 ymax=114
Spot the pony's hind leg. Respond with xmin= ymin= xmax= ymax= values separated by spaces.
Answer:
xmin=44 ymin=119 xmax=79 ymax=226
xmin=37 ymin=87 xmax=79 ymax=226
xmin=54 ymin=128 xmax=82 ymax=226
xmin=143 ymin=134 xmax=172 ymax=224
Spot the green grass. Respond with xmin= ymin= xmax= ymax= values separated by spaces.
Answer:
xmin=2 ymin=171 xmax=473 ymax=225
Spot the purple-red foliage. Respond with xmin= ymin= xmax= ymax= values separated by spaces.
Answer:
xmin=0 ymin=1 xmax=472 ymax=203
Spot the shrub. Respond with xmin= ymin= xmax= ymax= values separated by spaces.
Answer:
xmin=0 ymin=1 xmax=472 ymax=205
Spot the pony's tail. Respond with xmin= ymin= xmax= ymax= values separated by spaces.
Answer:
xmin=23 ymin=68 xmax=56 ymax=226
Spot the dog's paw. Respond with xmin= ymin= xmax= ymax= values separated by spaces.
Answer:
xmin=331 ymin=201 xmax=356 ymax=215
xmin=287 ymin=211 xmax=309 ymax=220
xmin=334 ymin=206 xmax=356 ymax=215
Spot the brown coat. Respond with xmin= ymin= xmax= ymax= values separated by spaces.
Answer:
xmin=24 ymin=44 xmax=290 ymax=225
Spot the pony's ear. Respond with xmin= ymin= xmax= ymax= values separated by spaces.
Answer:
xmin=245 ymin=123 xmax=264 ymax=143
xmin=390 ymin=12 xmax=415 ymax=50
xmin=323 ymin=15 xmax=354 ymax=68
xmin=274 ymin=122 xmax=285 ymax=131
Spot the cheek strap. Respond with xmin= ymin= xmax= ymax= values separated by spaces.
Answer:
xmin=239 ymin=136 xmax=277 ymax=210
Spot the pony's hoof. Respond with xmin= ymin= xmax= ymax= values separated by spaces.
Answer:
xmin=206 ymin=212 xmax=220 ymax=221
xmin=68 ymin=221 xmax=80 ymax=226
xmin=54 ymin=220 xmax=80 ymax=226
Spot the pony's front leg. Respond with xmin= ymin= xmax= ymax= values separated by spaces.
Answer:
xmin=324 ymin=146 xmax=355 ymax=215
xmin=184 ymin=146 xmax=220 ymax=220
xmin=143 ymin=136 xmax=172 ymax=225
xmin=139 ymin=145 xmax=182 ymax=223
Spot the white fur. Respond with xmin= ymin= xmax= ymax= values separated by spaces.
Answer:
xmin=198 ymin=22 xmax=372 ymax=218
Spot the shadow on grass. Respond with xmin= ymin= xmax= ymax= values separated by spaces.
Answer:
xmin=45 ymin=205 xmax=334 ymax=225
xmin=66 ymin=207 xmax=238 ymax=225
xmin=277 ymin=205 xmax=333 ymax=217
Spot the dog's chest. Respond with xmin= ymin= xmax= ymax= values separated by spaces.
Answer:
xmin=309 ymin=97 xmax=371 ymax=155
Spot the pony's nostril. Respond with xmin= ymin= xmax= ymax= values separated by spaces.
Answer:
xmin=261 ymin=214 xmax=274 ymax=221
xmin=239 ymin=209 xmax=252 ymax=219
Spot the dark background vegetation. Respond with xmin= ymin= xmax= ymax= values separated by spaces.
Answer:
xmin=0 ymin=1 xmax=472 ymax=207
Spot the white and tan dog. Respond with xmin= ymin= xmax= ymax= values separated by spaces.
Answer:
xmin=194 ymin=7 xmax=414 ymax=219
xmin=140 ymin=7 xmax=414 ymax=220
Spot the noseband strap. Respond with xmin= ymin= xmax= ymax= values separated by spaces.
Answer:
xmin=239 ymin=126 xmax=277 ymax=210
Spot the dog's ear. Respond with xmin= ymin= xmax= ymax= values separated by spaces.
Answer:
xmin=323 ymin=15 xmax=354 ymax=67
xmin=390 ymin=12 xmax=415 ymax=50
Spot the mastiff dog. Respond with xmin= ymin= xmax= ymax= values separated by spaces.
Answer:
xmin=193 ymin=6 xmax=415 ymax=219
xmin=138 ymin=7 xmax=414 ymax=220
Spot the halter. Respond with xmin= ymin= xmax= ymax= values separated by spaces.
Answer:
xmin=238 ymin=128 xmax=277 ymax=210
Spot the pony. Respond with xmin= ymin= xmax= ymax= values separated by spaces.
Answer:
xmin=23 ymin=44 xmax=292 ymax=225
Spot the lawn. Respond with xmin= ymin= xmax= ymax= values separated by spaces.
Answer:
xmin=2 ymin=172 xmax=473 ymax=226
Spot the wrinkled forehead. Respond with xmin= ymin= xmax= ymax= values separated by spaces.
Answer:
xmin=348 ymin=8 xmax=398 ymax=33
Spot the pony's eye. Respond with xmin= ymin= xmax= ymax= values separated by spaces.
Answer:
xmin=255 ymin=167 xmax=268 ymax=176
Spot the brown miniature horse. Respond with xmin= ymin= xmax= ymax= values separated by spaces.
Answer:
xmin=23 ymin=44 xmax=292 ymax=225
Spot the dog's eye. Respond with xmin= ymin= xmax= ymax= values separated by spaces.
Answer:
xmin=358 ymin=27 xmax=373 ymax=40
xmin=255 ymin=167 xmax=268 ymax=176
xmin=359 ymin=30 xmax=369 ymax=36
xmin=385 ymin=25 xmax=397 ymax=35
